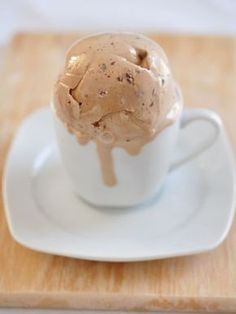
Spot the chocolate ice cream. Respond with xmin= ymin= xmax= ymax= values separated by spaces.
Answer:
xmin=54 ymin=33 xmax=182 ymax=186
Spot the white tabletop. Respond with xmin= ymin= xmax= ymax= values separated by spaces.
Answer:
xmin=1 ymin=0 xmax=236 ymax=313
xmin=1 ymin=0 xmax=236 ymax=46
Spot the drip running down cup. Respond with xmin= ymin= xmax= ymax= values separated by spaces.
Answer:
xmin=52 ymin=32 xmax=222 ymax=207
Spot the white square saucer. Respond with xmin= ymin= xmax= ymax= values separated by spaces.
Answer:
xmin=3 ymin=108 xmax=236 ymax=261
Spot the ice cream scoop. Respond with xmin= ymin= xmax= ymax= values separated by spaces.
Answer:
xmin=54 ymin=33 xmax=182 ymax=186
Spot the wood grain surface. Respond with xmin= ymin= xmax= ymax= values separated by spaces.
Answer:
xmin=0 ymin=33 xmax=236 ymax=312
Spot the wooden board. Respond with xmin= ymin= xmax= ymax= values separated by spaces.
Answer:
xmin=0 ymin=33 xmax=236 ymax=313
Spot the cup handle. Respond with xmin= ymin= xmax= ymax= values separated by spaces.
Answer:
xmin=170 ymin=108 xmax=222 ymax=171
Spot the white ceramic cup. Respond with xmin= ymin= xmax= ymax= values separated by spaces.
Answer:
xmin=53 ymin=107 xmax=222 ymax=207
